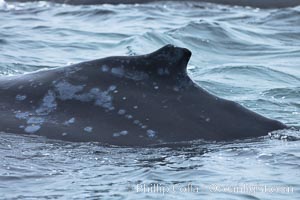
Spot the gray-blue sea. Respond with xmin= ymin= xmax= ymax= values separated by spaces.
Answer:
xmin=0 ymin=1 xmax=300 ymax=199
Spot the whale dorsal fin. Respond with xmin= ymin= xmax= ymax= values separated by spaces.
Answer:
xmin=92 ymin=45 xmax=192 ymax=80
xmin=142 ymin=44 xmax=192 ymax=77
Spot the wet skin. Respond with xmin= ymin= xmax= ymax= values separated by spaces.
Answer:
xmin=0 ymin=45 xmax=286 ymax=146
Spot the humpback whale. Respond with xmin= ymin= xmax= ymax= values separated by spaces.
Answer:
xmin=0 ymin=45 xmax=286 ymax=146
xmin=5 ymin=0 xmax=300 ymax=9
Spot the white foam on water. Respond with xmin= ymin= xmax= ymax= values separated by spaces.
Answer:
xmin=0 ymin=0 xmax=7 ymax=9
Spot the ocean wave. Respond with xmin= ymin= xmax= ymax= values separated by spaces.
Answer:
xmin=0 ymin=1 xmax=299 ymax=120
xmin=5 ymin=0 xmax=300 ymax=8
xmin=261 ymin=87 xmax=300 ymax=99
xmin=0 ymin=1 xmax=300 ymax=199
xmin=55 ymin=8 xmax=115 ymax=16
xmin=0 ymin=63 xmax=52 ymax=75
xmin=260 ymin=7 xmax=300 ymax=26
xmin=200 ymin=65 xmax=300 ymax=81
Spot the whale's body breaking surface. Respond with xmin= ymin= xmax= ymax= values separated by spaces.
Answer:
xmin=0 ymin=45 xmax=286 ymax=146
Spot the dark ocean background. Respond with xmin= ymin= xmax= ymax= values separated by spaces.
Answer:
xmin=0 ymin=0 xmax=299 ymax=199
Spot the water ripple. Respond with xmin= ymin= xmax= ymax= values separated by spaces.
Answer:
xmin=0 ymin=1 xmax=299 ymax=199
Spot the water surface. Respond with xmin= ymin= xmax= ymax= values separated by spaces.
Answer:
xmin=0 ymin=1 xmax=299 ymax=199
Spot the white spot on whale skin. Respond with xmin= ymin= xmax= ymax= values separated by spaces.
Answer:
xmin=90 ymin=88 xmax=100 ymax=94
xmin=18 ymin=85 xmax=24 ymax=90
xmin=16 ymin=95 xmax=27 ymax=101
xmin=125 ymin=71 xmax=149 ymax=81
xmin=54 ymin=81 xmax=85 ymax=100
xmin=133 ymin=105 xmax=138 ymax=109
xmin=113 ymin=130 xmax=128 ymax=137
xmin=36 ymin=90 xmax=57 ymax=115
xmin=125 ymin=114 xmax=133 ymax=119
xmin=27 ymin=117 xmax=44 ymax=124
xmin=118 ymin=109 xmax=126 ymax=115
xmin=113 ymin=133 xmax=120 ymax=137
xmin=24 ymin=125 xmax=41 ymax=134
xmin=141 ymin=125 xmax=147 ymax=129
xmin=62 ymin=132 xmax=68 ymax=136
xmin=111 ymin=67 xmax=125 ymax=77
xmin=122 ymin=97 xmax=127 ymax=100
xmin=173 ymin=86 xmax=180 ymax=92
xmin=64 ymin=117 xmax=75 ymax=125
xmin=15 ymin=112 xmax=30 ymax=120
xmin=64 ymin=65 xmax=81 ymax=76
xmin=157 ymin=68 xmax=170 ymax=76
xmin=84 ymin=126 xmax=93 ymax=133
xmin=92 ymin=89 xmax=114 ymax=111
xmin=133 ymin=120 xmax=140 ymax=125
xmin=154 ymin=86 xmax=159 ymax=90
xmin=146 ymin=129 xmax=157 ymax=138
xmin=101 ymin=65 xmax=109 ymax=72
xmin=70 ymin=86 xmax=115 ymax=111
xmin=120 ymin=130 xmax=128 ymax=135
xmin=108 ymin=85 xmax=117 ymax=91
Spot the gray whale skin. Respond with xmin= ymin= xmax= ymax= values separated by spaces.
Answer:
xmin=0 ymin=45 xmax=286 ymax=146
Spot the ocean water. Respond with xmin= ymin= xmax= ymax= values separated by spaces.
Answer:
xmin=0 ymin=1 xmax=300 ymax=199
